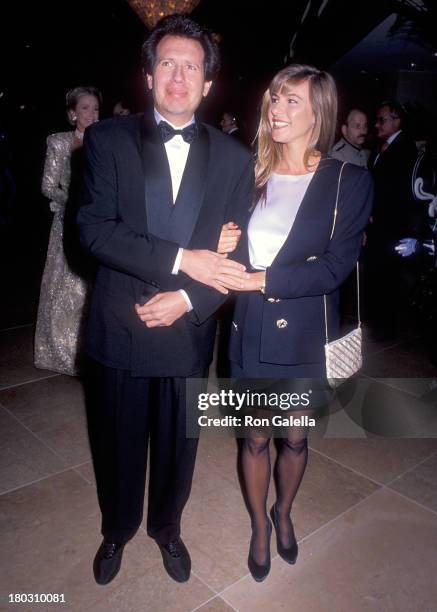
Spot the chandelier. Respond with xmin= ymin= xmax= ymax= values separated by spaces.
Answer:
xmin=127 ymin=0 xmax=201 ymax=29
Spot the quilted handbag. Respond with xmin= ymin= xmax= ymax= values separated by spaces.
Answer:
xmin=324 ymin=162 xmax=362 ymax=388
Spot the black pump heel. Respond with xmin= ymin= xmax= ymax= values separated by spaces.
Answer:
xmin=270 ymin=504 xmax=298 ymax=565
xmin=248 ymin=519 xmax=272 ymax=582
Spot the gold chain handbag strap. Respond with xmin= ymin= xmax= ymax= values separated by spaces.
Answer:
xmin=323 ymin=162 xmax=361 ymax=343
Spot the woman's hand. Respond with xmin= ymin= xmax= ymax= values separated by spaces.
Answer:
xmin=219 ymin=270 xmax=266 ymax=292
xmin=179 ymin=249 xmax=249 ymax=294
xmin=217 ymin=222 xmax=241 ymax=254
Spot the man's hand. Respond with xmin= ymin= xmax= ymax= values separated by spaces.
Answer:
xmin=217 ymin=222 xmax=241 ymax=254
xmin=135 ymin=291 xmax=188 ymax=327
xmin=179 ymin=249 xmax=248 ymax=294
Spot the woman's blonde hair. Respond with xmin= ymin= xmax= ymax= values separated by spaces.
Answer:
xmin=255 ymin=64 xmax=337 ymax=191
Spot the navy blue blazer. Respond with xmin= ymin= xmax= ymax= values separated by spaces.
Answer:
xmin=77 ymin=112 xmax=254 ymax=376
xmin=229 ymin=158 xmax=373 ymax=370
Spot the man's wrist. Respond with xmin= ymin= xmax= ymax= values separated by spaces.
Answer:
xmin=178 ymin=248 xmax=191 ymax=275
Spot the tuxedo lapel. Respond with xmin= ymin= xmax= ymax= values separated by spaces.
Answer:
xmin=138 ymin=116 xmax=209 ymax=247
xmin=371 ymin=132 xmax=403 ymax=169
xmin=139 ymin=114 xmax=173 ymax=234
xmin=168 ymin=123 xmax=210 ymax=247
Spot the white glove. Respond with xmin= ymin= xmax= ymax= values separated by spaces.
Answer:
xmin=394 ymin=238 xmax=418 ymax=257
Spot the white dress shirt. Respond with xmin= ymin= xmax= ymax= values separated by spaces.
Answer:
xmin=248 ymin=172 xmax=314 ymax=270
xmin=153 ymin=109 xmax=195 ymax=310
xmin=154 ymin=108 xmax=193 ymax=203
xmin=386 ymin=130 xmax=402 ymax=147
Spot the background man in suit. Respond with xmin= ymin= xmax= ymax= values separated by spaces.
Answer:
xmin=78 ymin=14 xmax=253 ymax=586
xmin=365 ymin=100 xmax=420 ymax=336
xmin=220 ymin=111 xmax=245 ymax=143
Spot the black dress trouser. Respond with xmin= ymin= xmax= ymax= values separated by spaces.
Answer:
xmin=85 ymin=359 xmax=205 ymax=545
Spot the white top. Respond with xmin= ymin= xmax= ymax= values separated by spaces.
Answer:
xmin=248 ymin=172 xmax=314 ymax=270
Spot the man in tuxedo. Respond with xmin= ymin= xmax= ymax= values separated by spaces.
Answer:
xmin=78 ymin=15 xmax=253 ymax=585
xmin=365 ymin=100 xmax=419 ymax=335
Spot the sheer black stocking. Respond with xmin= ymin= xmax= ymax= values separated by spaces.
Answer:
xmin=273 ymin=426 xmax=308 ymax=548
xmin=241 ymin=434 xmax=271 ymax=564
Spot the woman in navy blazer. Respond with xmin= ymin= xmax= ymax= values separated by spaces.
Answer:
xmin=221 ymin=65 xmax=373 ymax=581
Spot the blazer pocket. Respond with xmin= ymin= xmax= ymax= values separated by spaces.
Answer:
xmin=260 ymin=327 xmax=324 ymax=365
xmin=260 ymin=305 xmax=325 ymax=365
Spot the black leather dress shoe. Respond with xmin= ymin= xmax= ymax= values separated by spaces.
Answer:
xmin=248 ymin=520 xmax=272 ymax=582
xmin=93 ymin=540 xmax=125 ymax=585
xmin=270 ymin=504 xmax=298 ymax=565
xmin=157 ymin=538 xmax=191 ymax=583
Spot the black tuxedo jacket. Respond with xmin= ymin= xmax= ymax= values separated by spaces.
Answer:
xmin=78 ymin=112 xmax=254 ymax=376
xmin=229 ymin=128 xmax=247 ymax=146
xmin=368 ymin=131 xmax=420 ymax=249
xmin=230 ymin=158 xmax=373 ymax=368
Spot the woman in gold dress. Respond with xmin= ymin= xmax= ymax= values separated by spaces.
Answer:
xmin=34 ymin=86 xmax=101 ymax=375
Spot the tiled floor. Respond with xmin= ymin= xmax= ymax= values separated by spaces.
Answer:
xmin=0 ymin=324 xmax=437 ymax=611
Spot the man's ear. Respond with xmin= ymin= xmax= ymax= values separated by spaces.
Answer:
xmin=202 ymin=80 xmax=213 ymax=97
xmin=341 ymin=124 xmax=347 ymax=139
xmin=146 ymin=73 xmax=153 ymax=90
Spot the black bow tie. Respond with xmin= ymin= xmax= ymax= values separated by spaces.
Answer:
xmin=159 ymin=121 xmax=197 ymax=144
